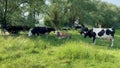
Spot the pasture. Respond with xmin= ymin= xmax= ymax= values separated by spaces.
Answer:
xmin=0 ymin=30 xmax=120 ymax=68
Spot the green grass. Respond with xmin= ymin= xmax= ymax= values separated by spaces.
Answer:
xmin=0 ymin=30 xmax=120 ymax=68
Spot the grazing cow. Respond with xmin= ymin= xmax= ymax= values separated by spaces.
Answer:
xmin=55 ymin=31 xmax=71 ymax=39
xmin=28 ymin=27 xmax=55 ymax=37
xmin=5 ymin=26 xmax=30 ymax=34
xmin=80 ymin=25 xmax=115 ymax=47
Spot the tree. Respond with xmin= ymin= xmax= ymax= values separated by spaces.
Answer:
xmin=0 ymin=0 xmax=30 ymax=34
xmin=0 ymin=0 xmax=45 ymax=30
xmin=44 ymin=0 xmax=66 ymax=29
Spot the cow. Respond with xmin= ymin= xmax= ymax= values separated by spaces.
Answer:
xmin=55 ymin=30 xmax=71 ymax=39
xmin=80 ymin=24 xmax=115 ymax=47
xmin=5 ymin=26 xmax=30 ymax=34
xmin=28 ymin=27 xmax=55 ymax=37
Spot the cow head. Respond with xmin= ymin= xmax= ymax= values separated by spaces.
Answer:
xmin=80 ymin=24 xmax=88 ymax=35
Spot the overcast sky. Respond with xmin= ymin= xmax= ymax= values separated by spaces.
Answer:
xmin=101 ymin=0 xmax=120 ymax=6
xmin=45 ymin=0 xmax=120 ymax=6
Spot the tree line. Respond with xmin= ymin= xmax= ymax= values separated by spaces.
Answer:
xmin=0 ymin=0 xmax=120 ymax=31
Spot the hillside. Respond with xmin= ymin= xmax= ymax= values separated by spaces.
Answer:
xmin=0 ymin=30 xmax=120 ymax=68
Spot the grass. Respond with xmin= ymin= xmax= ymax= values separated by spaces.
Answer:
xmin=0 ymin=30 xmax=120 ymax=68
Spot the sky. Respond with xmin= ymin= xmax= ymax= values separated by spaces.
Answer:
xmin=45 ymin=0 xmax=120 ymax=7
xmin=101 ymin=0 xmax=120 ymax=6
xmin=45 ymin=0 xmax=51 ymax=5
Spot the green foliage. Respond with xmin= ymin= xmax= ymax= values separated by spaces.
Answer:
xmin=0 ymin=0 xmax=120 ymax=28
xmin=0 ymin=0 xmax=45 ymax=27
xmin=43 ymin=0 xmax=120 ymax=28
xmin=44 ymin=15 xmax=53 ymax=27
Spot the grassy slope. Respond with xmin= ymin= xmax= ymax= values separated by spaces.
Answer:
xmin=0 ymin=30 xmax=120 ymax=68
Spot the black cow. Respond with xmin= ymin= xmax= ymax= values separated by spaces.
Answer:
xmin=28 ymin=27 xmax=55 ymax=36
xmin=5 ymin=26 xmax=30 ymax=34
xmin=80 ymin=25 xmax=115 ymax=47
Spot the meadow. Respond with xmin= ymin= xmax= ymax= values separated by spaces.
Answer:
xmin=0 ymin=30 xmax=120 ymax=68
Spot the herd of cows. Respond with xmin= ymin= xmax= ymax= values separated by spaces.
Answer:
xmin=1 ymin=24 xmax=115 ymax=47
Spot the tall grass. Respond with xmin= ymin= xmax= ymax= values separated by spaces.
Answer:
xmin=0 ymin=30 xmax=120 ymax=68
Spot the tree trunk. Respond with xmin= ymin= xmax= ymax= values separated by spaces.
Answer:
xmin=52 ymin=11 xmax=59 ymax=29
xmin=1 ymin=0 xmax=8 ymax=35
xmin=68 ymin=16 xmax=75 ymax=28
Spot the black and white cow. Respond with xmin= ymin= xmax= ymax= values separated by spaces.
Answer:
xmin=28 ymin=27 xmax=55 ymax=37
xmin=80 ymin=25 xmax=115 ymax=47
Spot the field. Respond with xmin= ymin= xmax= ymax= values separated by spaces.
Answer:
xmin=0 ymin=30 xmax=120 ymax=68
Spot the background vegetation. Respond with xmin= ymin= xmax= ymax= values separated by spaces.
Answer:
xmin=0 ymin=0 xmax=120 ymax=28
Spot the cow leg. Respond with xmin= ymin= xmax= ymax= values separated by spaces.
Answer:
xmin=28 ymin=31 xmax=32 ymax=36
xmin=93 ymin=37 xmax=96 ymax=45
xmin=34 ymin=33 xmax=38 ymax=36
xmin=80 ymin=31 xmax=83 ymax=35
xmin=45 ymin=32 xmax=49 ymax=38
xmin=111 ymin=38 xmax=114 ymax=47
xmin=36 ymin=33 xmax=39 ymax=36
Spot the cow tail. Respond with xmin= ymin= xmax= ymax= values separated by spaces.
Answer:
xmin=112 ymin=27 xmax=115 ymax=38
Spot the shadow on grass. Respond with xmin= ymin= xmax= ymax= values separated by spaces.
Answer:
xmin=23 ymin=33 xmax=120 ymax=49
